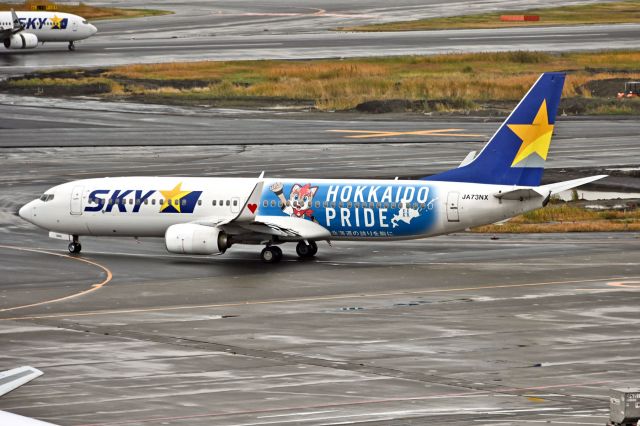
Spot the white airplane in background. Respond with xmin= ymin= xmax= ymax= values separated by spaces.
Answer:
xmin=0 ymin=9 xmax=96 ymax=51
xmin=19 ymin=73 xmax=606 ymax=263
xmin=0 ymin=366 xmax=57 ymax=425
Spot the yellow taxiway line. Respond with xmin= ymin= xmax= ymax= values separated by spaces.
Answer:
xmin=0 ymin=244 xmax=113 ymax=313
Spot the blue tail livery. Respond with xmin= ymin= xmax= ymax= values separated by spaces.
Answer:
xmin=424 ymin=72 xmax=565 ymax=186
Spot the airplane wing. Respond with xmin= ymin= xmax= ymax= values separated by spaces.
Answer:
xmin=0 ymin=366 xmax=57 ymax=425
xmin=0 ymin=366 xmax=42 ymax=397
xmin=194 ymin=179 xmax=331 ymax=241
xmin=0 ymin=411 xmax=57 ymax=426
xmin=239 ymin=215 xmax=332 ymax=240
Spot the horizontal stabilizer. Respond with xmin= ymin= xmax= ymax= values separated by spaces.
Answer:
xmin=0 ymin=366 xmax=42 ymax=397
xmin=494 ymin=187 xmax=545 ymax=200
xmin=540 ymin=175 xmax=607 ymax=195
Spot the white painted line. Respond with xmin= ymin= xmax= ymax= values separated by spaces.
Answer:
xmin=105 ymin=42 xmax=283 ymax=51
xmin=449 ymin=33 xmax=607 ymax=41
xmin=258 ymin=410 xmax=337 ymax=419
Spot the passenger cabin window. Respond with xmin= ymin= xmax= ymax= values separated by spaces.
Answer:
xmin=233 ymin=200 xmax=238 ymax=206
xmin=198 ymin=200 xmax=202 ymax=206
xmin=263 ymin=200 xmax=268 ymax=207
xmin=212 ymin=200 xmax=217 ymax=206
xmin=225 ymin=200 xmax=230 ymax=206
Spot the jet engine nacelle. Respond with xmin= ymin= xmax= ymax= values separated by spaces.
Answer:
xmin=165 ymin=224 xmax=229 ymax=255
xmin=4 ymin=33 xmax=38 ymax=49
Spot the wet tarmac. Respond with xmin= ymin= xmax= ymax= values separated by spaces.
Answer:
xmin=1 ymin=99 xmax=639 ymax=424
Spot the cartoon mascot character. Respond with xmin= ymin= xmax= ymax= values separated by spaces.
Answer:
xmin=270 ymin=182 xmax=318 ymax=222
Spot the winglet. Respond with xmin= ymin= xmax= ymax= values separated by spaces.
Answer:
xmin=11 ymin=9 xmax=22 ymax=32
xmin=234 ymin=180 xmax=264 ymax=222
xmin=0 ymin=366 xmax=43 ymax=397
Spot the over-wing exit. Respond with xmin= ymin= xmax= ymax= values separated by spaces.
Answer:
xmin=19 ymin=73 xmax=606 ymax=263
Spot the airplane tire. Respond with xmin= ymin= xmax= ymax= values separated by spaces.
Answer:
xmin=68 ymin=242 xmax=81 ymax=254
xmin=308 ymin=241 xmax=318 ymax=257
xmin=261 ymin=247 xmax=280 ymax=263
xmin=272 ymin=246 xmax=283 ymax=262
xmin=68 ymin=42 xmax=75 ymax=51
xmin=296 ymin=241 xmax=316 ymax=258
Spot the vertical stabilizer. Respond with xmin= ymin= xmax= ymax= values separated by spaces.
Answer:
xmin=424 ymin=72 xmax=565 ymax=186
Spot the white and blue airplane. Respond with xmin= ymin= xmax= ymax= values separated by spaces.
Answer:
xmin=19 ymin=73 xmax=605 ymax=263
xmin=0 ymin=9 xmax=96 ymax=51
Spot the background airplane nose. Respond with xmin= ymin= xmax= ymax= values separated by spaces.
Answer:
xmin=90 ymin=24 xmax=97 ymax=35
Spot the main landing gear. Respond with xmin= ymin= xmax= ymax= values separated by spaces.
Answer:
xmin=68 ymin=41 xmax=75 ymax=51
xmin=260 ymin=245 xmax=282 ymax=263
xmin=260 ymin=241 xmax=318 ymax=263
xmin=296 ymin=241 xmax=317 ymax=258
xmin=68 ymin=235 xmax=81 ymax=254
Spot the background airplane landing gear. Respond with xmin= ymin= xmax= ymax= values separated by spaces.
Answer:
xmin=68 ymin=242 xmax=81 ymax=254
xmin=296 ymin=241 xmax=317 ymax=258
xmin=68 ymin=41 xmax=75 ymax=51
xmin=261 ymin=246 xmax=282 ymax=263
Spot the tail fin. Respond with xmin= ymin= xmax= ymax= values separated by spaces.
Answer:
xmin=424 ymin=72 xmax=565 ymax=186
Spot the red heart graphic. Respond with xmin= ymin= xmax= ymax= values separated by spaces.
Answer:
xmin=247 ymin=203 xmax=257 ymax=214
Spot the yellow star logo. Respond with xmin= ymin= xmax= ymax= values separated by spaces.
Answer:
xmin=50 ymin=14 xmax=62 ymax=29
xmin=508 ymin=100 xmax=554 ymax=167
xmin=160 ymin=183 xmax=191 ymax=213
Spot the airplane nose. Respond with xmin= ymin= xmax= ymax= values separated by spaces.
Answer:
xmin=18 ymin=202 xmax=31 ymax=220
xmin=89 ymin=24 xmax=97 ymax=35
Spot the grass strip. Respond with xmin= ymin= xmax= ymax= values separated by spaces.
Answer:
xmin=473 ymin=202 xmax=640 ymax=233
xmin=2 ymin=50 xmax=640 ymax=112
xmin=0 ymin=1 xmax=171 ymax=21
xmin=341 ymin=0 xmax=640 ymax=32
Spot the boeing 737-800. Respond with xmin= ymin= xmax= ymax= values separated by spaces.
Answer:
xmin=0 ymin=9 xmax=96 ymax=50
xmin=19 ymin=73 xmax=606 ymax=263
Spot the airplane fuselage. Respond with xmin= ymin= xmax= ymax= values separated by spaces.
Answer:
xmin=19 ymin=177 xmax=542 ymax=242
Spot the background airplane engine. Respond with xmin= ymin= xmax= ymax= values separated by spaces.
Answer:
xmin=165 ymin=224 xmax=229 ymax=255
xmin=4 ymin=33 xmax=38 ymax=49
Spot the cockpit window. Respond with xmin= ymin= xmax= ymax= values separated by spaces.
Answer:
xmin=82 ymin=20 xmax=88 ymax=24
xmin=40 ymin=194 xmax=54 ymax=202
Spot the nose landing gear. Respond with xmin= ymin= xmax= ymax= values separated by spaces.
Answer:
xmin=68 ymin=41 xmax=75 ymax=51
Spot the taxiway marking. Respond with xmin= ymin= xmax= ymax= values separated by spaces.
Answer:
xmin=328 ymin=128 xmax=485 ymax=139
xmin=3 ymin=274 xmax=638 ymax=321
xmin=74 ymin=380 xmax=613 ymax=426
xmin=607 ymin=280 xmax=640 ymax=288
xmin=0 ymin=245 xmax=113 ymax=313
